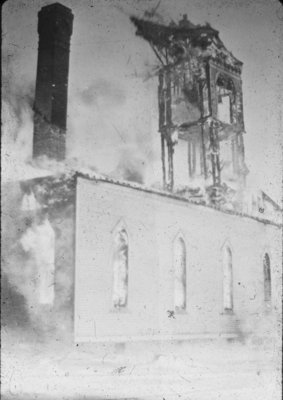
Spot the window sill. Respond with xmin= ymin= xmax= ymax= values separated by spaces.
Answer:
xmin=174 ymin=308 xmax=188 ymax=315
xmin=221 ymin=309 xmax=234 ymax=316
xmin=109 ymin=307 xmax=130 ymax=314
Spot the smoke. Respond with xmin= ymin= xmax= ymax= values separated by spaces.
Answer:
xmin=68 ymin=74 xmax=161 ymax=186
xmin=80 ymin=78 xmax=127 ymax=107
xmin=2 ymin=179 xmax=75 ymax=339
xmin=2 ymin=45 xmax=34 ymax=131
xmin=2 ymin=2 xmax=164 ymax=187
xmin=0 ymin=1 xmax=166 ymax=339
xmin=1 ymin=57 xmax=157 ymax=331
xmin=2 ymin=90 xmax=34 ymax=161
xmin=2 ymin=80 xmax=34 ymax=137
xmin=114 ymin=148 xmax=146 ymax=184
xmin=1 ymin=183 xmax=36 ymax=333
xmin=2 ymin=46 xmax=35 ymax=182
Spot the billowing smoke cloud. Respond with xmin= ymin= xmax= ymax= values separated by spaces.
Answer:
xmin=68 ymin=74 xmax=161 ymax=186
xmin=2 ymin=80 xmax=34 ymax=136
xmin=2 ymin=45 xmax=36 ymax=182
xmin=2 ymin=85 xmax=34 ymax=154
xmin=2 ymin=178 xmax=75 ymax=339
xmin=114 ymin=147 xmax=146 ymax=184
xmin=80 ymin=78 xmax=127 ymax=107
xmin=2 ymin=2 xmax=164 ymax=186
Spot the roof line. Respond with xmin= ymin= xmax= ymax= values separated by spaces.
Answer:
xmin=15 ymin=171 xmax=281 ymax=228
xmin=261 ymin=191 xmax=282 ymax=211
xmin=75 ymin=172 xmax=282 ymax=228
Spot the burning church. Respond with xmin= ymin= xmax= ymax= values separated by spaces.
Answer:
xmin=2 ymin=3 xmax=282 ymax=344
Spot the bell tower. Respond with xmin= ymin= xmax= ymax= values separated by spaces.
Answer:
xmin=131 ymin=15 xmax=248 ymax=201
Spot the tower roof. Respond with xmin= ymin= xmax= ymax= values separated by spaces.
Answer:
xmin=130 ymin=15 xmax=219 ymax=49
xmin=130 ymin=15 xmax=243 ymax=72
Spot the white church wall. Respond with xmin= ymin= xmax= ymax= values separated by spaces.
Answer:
xmin=75 ymin=176 xmax=281 ymax=341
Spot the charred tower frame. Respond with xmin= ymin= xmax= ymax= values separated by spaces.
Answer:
xmin=131 ymin=15 xmax=248 ymax=196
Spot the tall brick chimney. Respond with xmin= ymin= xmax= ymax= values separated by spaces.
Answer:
xmin=33 ymin=3 xmax=73 ymax=160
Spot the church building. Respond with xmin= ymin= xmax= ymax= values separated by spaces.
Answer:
xmin=2 ymin=3 xmax=281 ymax=344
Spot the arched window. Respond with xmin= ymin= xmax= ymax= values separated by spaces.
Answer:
xmin=223 ymin=245 xmax=233 ymax=311
xmin=216 ymin=76 xmax=235 ymax=124
xmin=174 ymin=236 xmax=186 ymax=310
xmin=112 ymin=228 xmax=128 ymax=308
xmin=263 ymin=253 xmax=271 ymax=306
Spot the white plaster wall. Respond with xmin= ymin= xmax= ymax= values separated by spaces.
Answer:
xmin=74 ymin=177 xmax=281 ymax=341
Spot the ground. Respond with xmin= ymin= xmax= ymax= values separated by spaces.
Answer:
xmin=1 ymin=327 xmax=281 ymax=400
